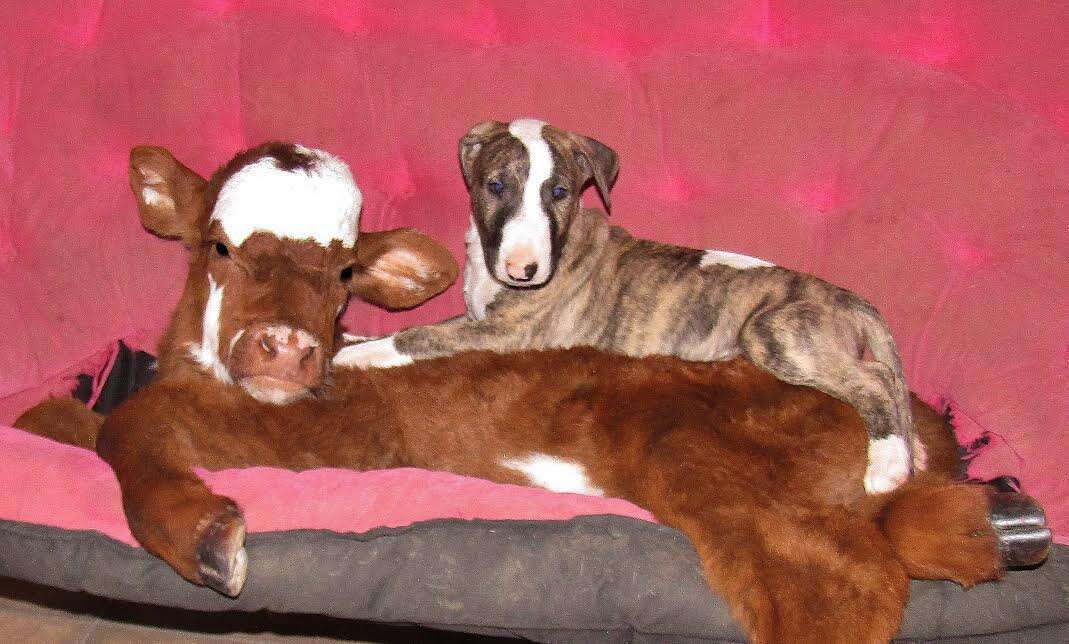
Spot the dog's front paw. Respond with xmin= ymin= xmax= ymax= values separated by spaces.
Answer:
xmin=340 ymin=332 xmax=378 ymax=345
xmin=332 ymin=336 xmax=414 ymax=369
xmin=864 ymin=435 xmax=912 ymax=494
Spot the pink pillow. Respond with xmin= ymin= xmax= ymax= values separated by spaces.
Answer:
xmin=0 ymin=424 xmax=656 ymax=547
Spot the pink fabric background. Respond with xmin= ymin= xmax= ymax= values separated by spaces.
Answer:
xmin=0 ymin=2 xmax=1066 ymax=541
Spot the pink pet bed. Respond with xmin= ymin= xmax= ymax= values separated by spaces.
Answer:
xmin=1 ymin=1 xmax=1067 ymax=640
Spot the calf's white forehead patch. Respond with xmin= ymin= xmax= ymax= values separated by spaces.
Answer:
xmin=496 ymin=118 xmax=553 ymax=284
xmin=500 ymin=453 xmax=604 ymax=497
xmin=212 ymin=145 xmax=362 ymax=248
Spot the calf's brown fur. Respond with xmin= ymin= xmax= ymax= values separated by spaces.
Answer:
xmin=19 ymin=144 xmax=1046 ymax=644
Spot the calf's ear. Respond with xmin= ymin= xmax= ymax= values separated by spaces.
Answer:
xmin=129 ymin=146 xmax=207 ymax=246
xmin=350 ymin=228 xmax=459 ymax=310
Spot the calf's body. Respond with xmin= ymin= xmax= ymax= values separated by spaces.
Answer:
xmin=99 ymin=348 xmax=999 ymax=643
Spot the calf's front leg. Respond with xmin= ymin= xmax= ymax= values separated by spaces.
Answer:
xmin=333 ymin=315 xmax=521 ymax=369
xmin=96 ymin=405 xmax=249 ymax=596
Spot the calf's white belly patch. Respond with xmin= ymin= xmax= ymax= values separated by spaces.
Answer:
xmin=500 ymin=453 xmax=605 ymax=496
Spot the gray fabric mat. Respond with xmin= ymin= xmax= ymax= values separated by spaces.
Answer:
xmin=0 ymin=516 xmax=1065 ymax=642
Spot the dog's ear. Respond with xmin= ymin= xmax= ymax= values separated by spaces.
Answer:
xmin=571 ymin=134 xmax=620 ymax=213
xmin=129 ymin=146 xmax=207 ymax=247
xmin=459 ymin=121 xmax=506 ymax=188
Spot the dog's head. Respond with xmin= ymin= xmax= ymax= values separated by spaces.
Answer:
xmin=459 ymin=119 xmax=619 ymax=288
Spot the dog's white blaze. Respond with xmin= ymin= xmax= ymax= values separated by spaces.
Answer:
xmin=141 ymin=186 xmax=174 ymax=210
xmin=500 ymin=453 xmax=604 ymax=496
xmin=188 ymin=274 xmax=232 ymax=383
xmin=463 ymin=219 xmax=503 ymax=320
xmin=498 ymin=118 xmax=553 ymax=284
xmin=212 ymin=145 xmax=362 ymax=248
xmin=864 ymin=435 xmax=911 ymax=494
xmin=699 ymin=250 xmax=774 ymax=270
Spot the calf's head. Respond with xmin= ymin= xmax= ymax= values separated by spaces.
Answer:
xmin=459 ymin=119 xmax=619 ymax=287
xmin=130 ymin=142 xmax=457 ymax=404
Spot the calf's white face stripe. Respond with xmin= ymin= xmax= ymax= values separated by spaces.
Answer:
xmin=188 ymin=274 xmax=232 ymax=383
xmin=498 ymin=118 xmax=553 ymax=284
xmin=500 ymin=453 xmax=604 ymax=496
xmin=212 ymin=145 xmax=362 ymax=248
xmin=699 ymin=250 xmax=775 ymax=270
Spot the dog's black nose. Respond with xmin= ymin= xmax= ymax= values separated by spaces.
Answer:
xmin=522 ymin=263 xmax=537 ymax=280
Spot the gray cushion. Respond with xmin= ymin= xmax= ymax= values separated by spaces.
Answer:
xmin=0 ymin=516 xmax=1065 ymax=642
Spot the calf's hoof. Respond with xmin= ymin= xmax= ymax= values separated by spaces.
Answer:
xmin=983 ymin=476 xmax=1051 ymax=569
xmin=196 ymin=504 xmax=248 ymax=597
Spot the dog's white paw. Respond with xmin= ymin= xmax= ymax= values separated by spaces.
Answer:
xmin=340 ymin=332 xmax=378 ymax=344
xmin=864 ymin=435 xmax=912 ymax=494
xmin=332 ymin=336 xmax=413 ymax=369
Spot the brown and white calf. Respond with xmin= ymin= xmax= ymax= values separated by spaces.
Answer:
xmin=22 ymin=143 xmax=1050 ymax=644
xmin=335 ymin=118 xmax=922 ymax=496
xmin=129 ymin=142 xmax=456 ymax=404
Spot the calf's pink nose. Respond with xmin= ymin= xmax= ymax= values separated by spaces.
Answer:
xmin=229 ymin=324 xmax=324 ymax=389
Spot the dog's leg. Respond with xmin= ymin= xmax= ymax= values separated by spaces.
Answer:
xmin=332 ymin=316 xmax=523 ymax=369
xmin=739 ymin=304 xmax=914 ymax=494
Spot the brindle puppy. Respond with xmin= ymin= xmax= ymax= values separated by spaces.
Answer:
xmin=335 ymin=119 xmax=924 ymax=494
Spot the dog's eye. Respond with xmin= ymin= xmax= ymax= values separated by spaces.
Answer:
xmin=487 ymin=179 xmax=504 ymax=196
xmin=214 ymin=242 xmax=230 ymax=258
xmin=339 ymin=265 xmax=354 ymax=282
xmin=551 ymin=185 xmax=568 ymax=200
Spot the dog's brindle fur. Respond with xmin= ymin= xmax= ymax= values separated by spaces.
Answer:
xmin=336 ymin=120 xmax=920 ymax=494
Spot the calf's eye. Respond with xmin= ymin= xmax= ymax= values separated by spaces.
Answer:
xmin=487 ymin=179 xmax=504 ymax=196
xmin=551 ymin=185 xmax=567 ymax=200
xmin=214 ymin=242 xmax=230 ymax=258
xmin=339 ymin=265 xmax=354 ymax=282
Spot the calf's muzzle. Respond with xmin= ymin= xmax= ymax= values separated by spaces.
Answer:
xmin=228 ymin=322 xmax=324 ymax=404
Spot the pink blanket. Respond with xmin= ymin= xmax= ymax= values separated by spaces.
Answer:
xmin=0 ymin=424 xmax=656 ymax=547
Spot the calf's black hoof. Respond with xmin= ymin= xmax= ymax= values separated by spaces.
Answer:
xmin=982 ymin=477 xmax=1051 ymax=569
xmin=196 ymin=507 xmax=248 ymax=597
